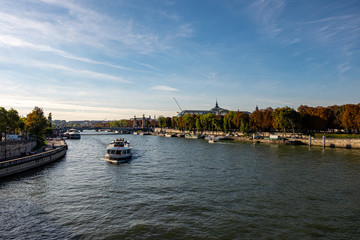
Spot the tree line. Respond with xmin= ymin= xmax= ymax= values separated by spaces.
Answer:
xmin=157 ymin=103 xmax=360 ymax=134
xmin=0 ymin=106 xmax=52 ymax=146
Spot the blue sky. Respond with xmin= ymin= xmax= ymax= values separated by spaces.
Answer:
xmin=1 ymin=0 xmax=359 ymax=120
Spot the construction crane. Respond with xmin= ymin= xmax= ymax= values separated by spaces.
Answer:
xmin=173 ymin=97 xmax=183 ymax=112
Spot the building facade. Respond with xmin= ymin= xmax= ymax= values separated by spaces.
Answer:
xmin=177 ymin=101 xmax=230 ymax=117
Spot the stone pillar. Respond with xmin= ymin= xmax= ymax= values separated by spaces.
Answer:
xmin=142 ymin=114 xmax=146 ymax=128
xmin=133 ymin=116 xmax=138 ymax=128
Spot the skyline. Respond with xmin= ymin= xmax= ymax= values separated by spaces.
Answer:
xmin=1 ymin=0 xmax=359 ymax=120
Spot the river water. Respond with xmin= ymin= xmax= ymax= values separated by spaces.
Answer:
xmin=1 ymin=131 xmax=360 ymax=239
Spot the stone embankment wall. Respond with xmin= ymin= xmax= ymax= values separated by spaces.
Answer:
xmin=236 ymin=136 xmax=360 ymax=149
xmin=0 ymin=142 xmax=67 ymax=178
xmin=303 ymin=137 xmax=360 ymax=149
xmin=0 ymin=140 xmax=36 ymax=160
xmin=154 ymin=128 xmax=360 ymax=149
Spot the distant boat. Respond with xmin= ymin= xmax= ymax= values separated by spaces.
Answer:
xmin=165 ymin=133 xmax=175 ymax=137
xmin=205 ymin=135 xmax=228 ymax=141
xmin=65 ymin=129 xmax=81 ymax=139
xmin=185 ymin=134 xmax=204 ymax=139
xmin=105 ymin=139 xmax=132 ymax=163
xmin=139 ymin=132 xmax=151 ymax=135
xmin=208 ymin=138 xmax=217 ymax=143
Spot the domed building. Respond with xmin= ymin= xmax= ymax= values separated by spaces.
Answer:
xmin=177 ymin=100 xmax=229 ymax=117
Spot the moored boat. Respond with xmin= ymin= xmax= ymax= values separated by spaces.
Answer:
xmin=205 ymin=135 xmax=230 ymax=140
xmin=208 ymin=138 xmax=217 ymax=143
xmin=185 ymin=134 xmax=205 ymax=139
xmin=105 ymin=139 xmax=132 ymax=163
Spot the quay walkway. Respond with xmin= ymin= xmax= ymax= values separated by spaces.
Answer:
xmin=0 ymin=139 xmax=67 ymax=178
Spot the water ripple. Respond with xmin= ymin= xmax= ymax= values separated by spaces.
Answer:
xmin=1 ymin=133 xmax=360 ymax=239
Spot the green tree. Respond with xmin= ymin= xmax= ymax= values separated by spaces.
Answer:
xmin=196 ymin=117 xmax=202 ymax=132
xmin=165 ymin=117 xmax=172 ymax=128
xmin=272 ymin=107 xmax=301 ymax=133
xmin=171 ymin=116 xmax=179 ymax=129
xmin=240 ymin=119 xmax=249 ymax=134
xmin=25 ymin=106 xmax=50 ymax=146
xmin=0 ymin=107 xmax=8 ymax=140
xmin=200 ymin=113 xmax=215 ymax=131
xmin=213 ymin=116 xmax=223 ymax=132
xmin=158 ymin=116 xmax=166 ymax=128
xmin=183 ymin=114 xmax=195 ymax=131
xmin=0 ymin=107 xmax=21 ymax=140
xmin=7 ymin=108 xmax=20 ymax=133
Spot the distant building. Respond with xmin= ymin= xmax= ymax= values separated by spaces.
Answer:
xmin=178 ymin=101 xmax=230 ymax=117
xmin=53 ymin=120 xmax=67 ymax=128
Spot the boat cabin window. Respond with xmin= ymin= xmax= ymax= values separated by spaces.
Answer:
xmin=111 ymin=150 xmax=115 ymax=154
xmin=116 ymin=150 xmax=122 ymax=155
xmin=114 ymin=142 xmax=124 ymax=147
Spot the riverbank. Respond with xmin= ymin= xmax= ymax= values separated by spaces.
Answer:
xmin=153 ymin=128 xmax=360 ymax=149
xmin=0 ymin=139 xmax=67 ymax=178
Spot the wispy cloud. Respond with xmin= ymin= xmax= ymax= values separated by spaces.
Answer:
xmin=0 ymin=54 xmax=131 ymax=84
xmin=304 ymin=13 xmax=360 ymax=74
xmin=0 ymin=1 xmax=162 ymax=55
xmin=151 ymin=85 xmax=179 ymax=91
xmin=248 ymin=0 xmax=285 ymax=36
xmin=29 ymin=62 xmax=132 ymax=83
xmin=0 ymin=35 xmax=133 ymax=70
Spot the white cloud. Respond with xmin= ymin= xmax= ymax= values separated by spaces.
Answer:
xmin=151 ymin=85 xmax=179 ymax=91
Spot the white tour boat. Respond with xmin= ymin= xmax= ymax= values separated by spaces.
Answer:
xmin=105 ymin=139 xmax=132 ymax=163
xmin=65 ymin=129 xmax=81 ymax=139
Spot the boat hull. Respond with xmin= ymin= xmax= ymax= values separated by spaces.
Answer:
xmin=104 ymin=154 xmax=132 ymax=163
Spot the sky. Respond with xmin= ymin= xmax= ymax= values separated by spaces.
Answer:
xmin=1 ymin=0 xmax=359 ymax=121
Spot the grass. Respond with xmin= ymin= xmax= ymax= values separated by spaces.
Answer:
xmin=314 ymin=133 xmax=360 ymax=139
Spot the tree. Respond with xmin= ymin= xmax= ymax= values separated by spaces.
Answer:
xmin=200 ymin=113 xmax=214 ymax=131
xmin=272 ymin=107 xmax=301 ymax=133
xmin=224 ymin=111 xmax=235 ymax=132
xmin=196 ymin=117 xmax=202 ymax=132
xmin=0 ymin=107 xmax=9 ymax=139
xmin=250 ymin=107 xmax=273 ymax=132
xmin=7 ymin=108 xmax=20 ymax=133
xmin=341 ymin=104 xmax=360 ymax=132
xmin=171 ymin=117 xmax=179 ymax=129
xmin=233 ymin=112 xmax=249 ymax=131
xmin=0 ymin=107 xmax=21 ymax=140
xmin=165 ymin=117 xmax=172 ymax=128
xmin=212 ymin=116 xmax=223 ymax=132
xmin=240 ymin=119 xmax=249 ymax=134
xmin=25 ymin=106 xmax=49 ymax=145
xmin=183 ymin=114 xmax=195 ymax=131
xmin=158 ymin=116 xmax=166 ymax=129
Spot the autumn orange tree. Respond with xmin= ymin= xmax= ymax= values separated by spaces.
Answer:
xmin=341 ymin=104 xmax=360 ymax=132
xmin=250 ymin=107 xmax=273 ymax=132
